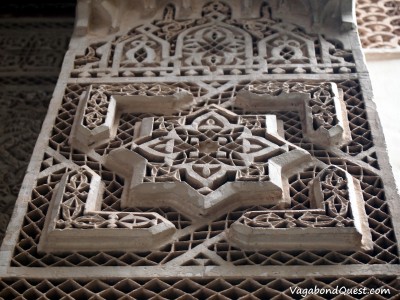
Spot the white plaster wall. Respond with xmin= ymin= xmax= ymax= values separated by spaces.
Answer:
xmin=365 ymin=53 xmax=400 ymax=196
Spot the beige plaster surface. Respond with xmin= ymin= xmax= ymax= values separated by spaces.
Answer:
xmin=366 ymin=54 xmax=400 ymax=196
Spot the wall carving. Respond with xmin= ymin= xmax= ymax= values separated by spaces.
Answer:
xmin=72 ymin=1 xmax=355 ymax=78
xmin=38 ymin=167 xmax=175 ymax=252
xmin=229 ymin=166 xmax=371 ymax=251
xmin=37 ymin=75 xmax=374 ymax=254
xmin=1 ymin=0 xmax=400 ymax=298
xmin=357 ymin=0 xmax=400 ymax=48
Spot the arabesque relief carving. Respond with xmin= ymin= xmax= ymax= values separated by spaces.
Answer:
xmin=72 ymin=0 xmax=355 ymax=78
xmin=38 ymin=79 xmax=372 ymax=253
xmin=229 ymin=166 xmax=372 ymax=251
xmin=38 ymin=167 xmax=175 ymax=252
xmin=4 ymin=2 xmax=399 ymax=292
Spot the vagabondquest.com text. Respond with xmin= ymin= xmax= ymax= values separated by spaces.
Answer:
xmin=290 ymin=285 xmax=391 ymax=298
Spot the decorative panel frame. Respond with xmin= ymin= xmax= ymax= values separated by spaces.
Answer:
xmin=1 ymin=0 xmax=400 ymax=298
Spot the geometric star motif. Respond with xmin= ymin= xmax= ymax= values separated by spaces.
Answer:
xmin=112 ymin=104 xmax=311 ymax=219
xmin=135 ymin=105 xmax=288 ymax=195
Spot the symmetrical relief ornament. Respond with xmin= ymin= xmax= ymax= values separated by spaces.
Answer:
xmin=235 ymin=81 xmax=351 ymax=147
xmin=14 ymin=1 xmax=372 ymax=253
xmin=2 ymin=0 xmax=398 ymax=296
xmin=175 ymin=2 xmax=259 ymax=76
xmin=36 ymin=78 xmax=373 ymax=253
xmin=71 ymin=1 xmax=355 ymax=78
xmin=70 ymin=85 xmax=313 ymax=219
xmin=111 ymin=106 xmax=311 ymax=219
xmin=38 ymin=167 xmax=175 ymax=253
xmin=228 ymin=166 xmax=373 ymax=251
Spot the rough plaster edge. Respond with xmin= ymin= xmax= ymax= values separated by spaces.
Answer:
xmin=357 ymin=75 xmax=400 ymax=255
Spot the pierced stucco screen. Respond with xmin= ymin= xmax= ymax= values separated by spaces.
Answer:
xmin=1 ymin=0 xmax=400 ymax=298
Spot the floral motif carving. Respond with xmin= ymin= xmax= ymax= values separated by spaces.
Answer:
xmin=321 ymin=168 xmax=352 ymax=220
xmin=57 ymin=170 xmax=91 ymax=229
xmin=309 ymin=84 xmax=337 ymax=130
xmin=180 ymin=25 xmax=251 ymax=75
xmin=48 ymin=168 xmax=172 ymax=230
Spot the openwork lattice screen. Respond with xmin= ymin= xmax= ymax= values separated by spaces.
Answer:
xmin=1 ymin=0 xmax=399 ymax=298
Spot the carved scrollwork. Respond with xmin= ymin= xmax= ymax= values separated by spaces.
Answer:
xmin=228 ymin=166 xmax=372 ymax=251
xmin=236 ymin=81 xmax=351 ymax=147
xmin=309 ymin=83 xmax=337 ymax=130
xmin=55 ymin=169 xmax=92 ymax=229
xmin=155 ymin=4 xmax=197 ymax=41
xmin=74 ymin=42 xmax=107 ymax=67
xmin=84 ymin=89 xmax=109 ymax=129
xmin=38 ymin=167 xmax=176 ymax=253
xmin=313 ymin=166 xmax=355 ymax=227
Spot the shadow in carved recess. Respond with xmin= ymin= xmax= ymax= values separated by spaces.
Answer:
xmin=7 ymin=2 xmax=398 ymax=275
xmin=38 ymin=80 xmax=372 ymax=253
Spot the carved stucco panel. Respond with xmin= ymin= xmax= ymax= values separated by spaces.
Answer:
xmin=37 ymin=80 xmax=372 ymax=253
xmin=1 ymin=2 xmax=399 ymax=297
